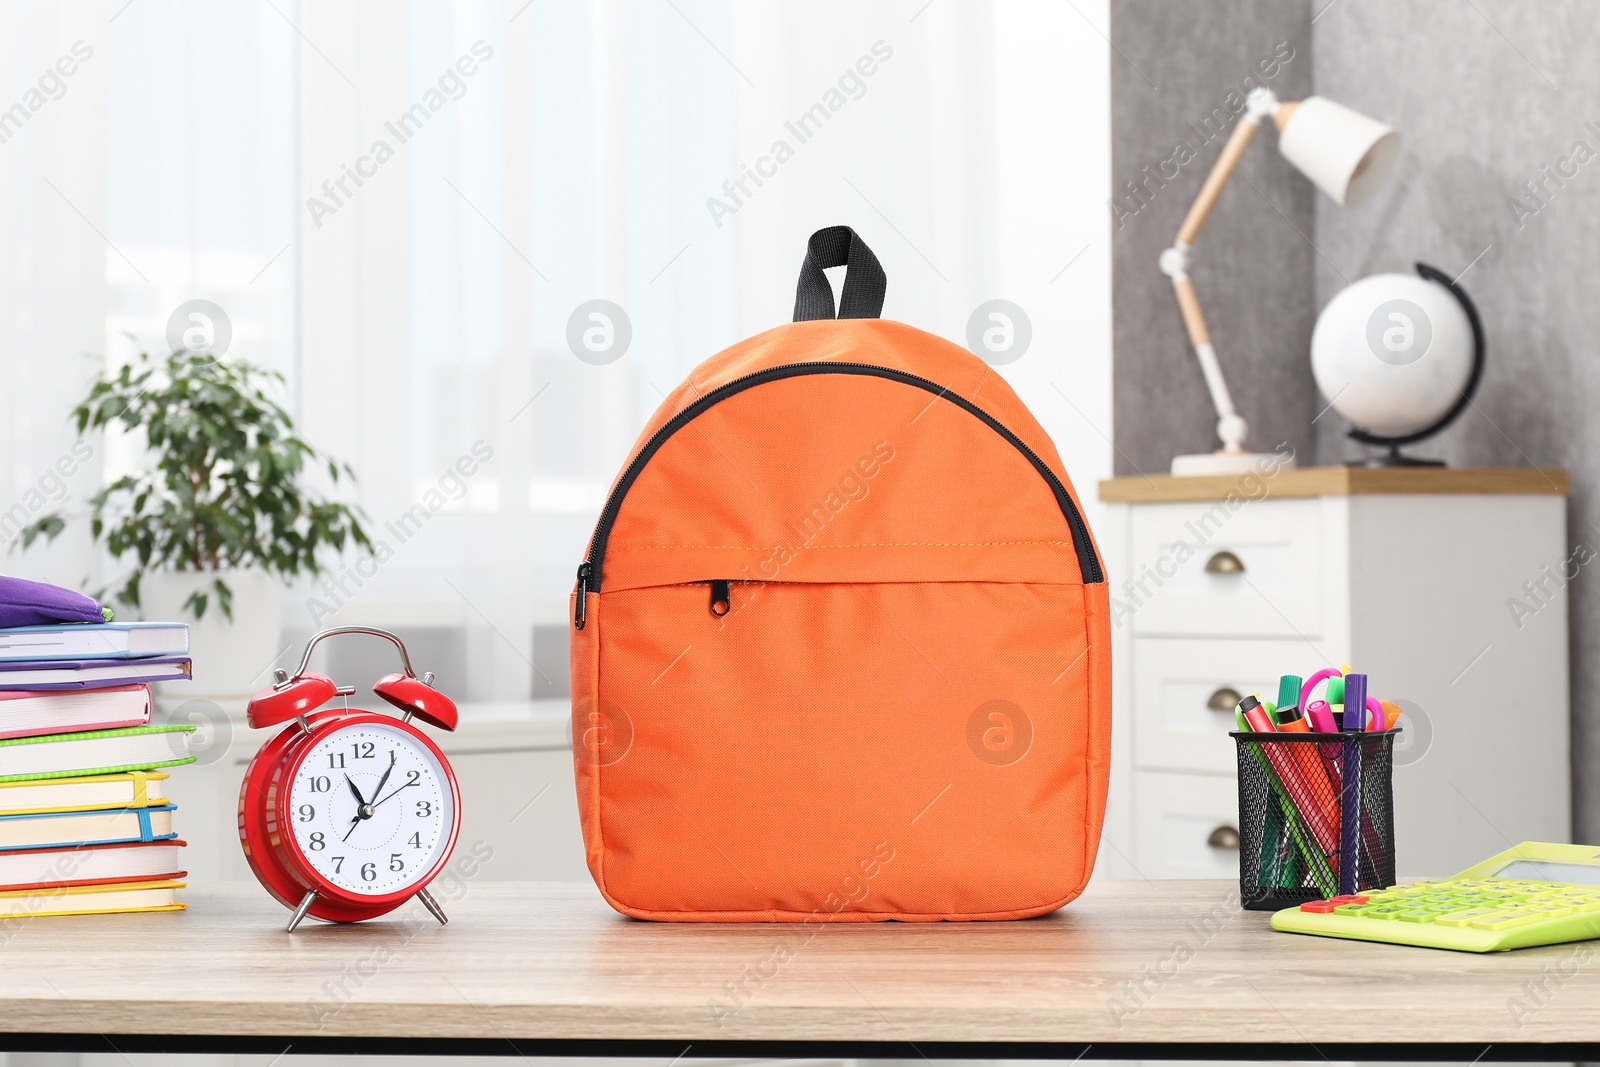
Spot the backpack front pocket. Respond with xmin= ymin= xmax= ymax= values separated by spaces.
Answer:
xmin=582 ymin=576 xmax=1102 ymax=920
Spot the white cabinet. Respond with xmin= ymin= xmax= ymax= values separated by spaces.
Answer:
xmin=158 ymin=700 xmax=590 ymax=886
xmin=1097 ymin=468 xmax=1572 ymax=882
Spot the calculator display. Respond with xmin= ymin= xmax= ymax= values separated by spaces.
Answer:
xmin=1493 ymin=859 xmax=1600 ymax=885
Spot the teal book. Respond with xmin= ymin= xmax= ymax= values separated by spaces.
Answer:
xmin=0 ymin=724 xmax=196 ymax=783
xmin=0 ymin=622 xmax=189 ymax=661
xmin=0 ymin=803 xmax=178 ymax=851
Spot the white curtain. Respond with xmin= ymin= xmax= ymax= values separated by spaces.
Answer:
xmin=1 ymin=0 xmax=1111 ymax=703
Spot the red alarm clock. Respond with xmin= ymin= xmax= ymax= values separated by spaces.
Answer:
xmin=239 ymin=627 xmax=461 ymax=932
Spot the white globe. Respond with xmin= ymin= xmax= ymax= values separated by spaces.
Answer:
xmin=1310 ymin=273 xmax=1475 ymax=436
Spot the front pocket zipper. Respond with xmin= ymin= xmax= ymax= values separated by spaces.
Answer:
xmin=574 ymin=362 xmax=1104 ymax=628
xmin=708 ymin=579 xmax=731 ymax=617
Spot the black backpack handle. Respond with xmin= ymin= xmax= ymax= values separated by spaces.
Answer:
xmin=792 ymin=226 xmax=887 ymax=322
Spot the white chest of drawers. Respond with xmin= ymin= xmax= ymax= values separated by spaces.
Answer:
xmin=1094 ymin=467 xmax=1572 ymax=881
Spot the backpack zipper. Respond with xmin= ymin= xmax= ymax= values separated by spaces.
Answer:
xmin=574 ymin=362 xmax=1103 ymax=628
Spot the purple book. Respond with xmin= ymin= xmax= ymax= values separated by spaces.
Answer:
xmin=0 ymin=657 xmax=192 ymax=691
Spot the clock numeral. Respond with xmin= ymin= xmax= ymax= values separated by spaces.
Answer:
xmin=332 ymin=856 xmax=345 ymax=873
xmin=308 ymin=832 xmax=326 ymax=851
xmin=406 ymin=769 xmax=420 ymax=785
xmin=416 ymin=800 xmax=433 ymax=818
xmin=408 ymin=832 xmax=422 ymax=849
xmin=309 ymin=775 xmax=331 ymax=792
xmin=390 ymin=852 xmax=404 ymax=872
xmin=351 ymin=741 xmax=375 ymax=760
xmin=297 ymin=804 xmax=315 ymax=823
xmin=327 ymin=752 xmax=345 ymax=769
xmin=360 ymin=861 xmax=376 ymax=881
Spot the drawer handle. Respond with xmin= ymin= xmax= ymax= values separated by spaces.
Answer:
xmin=1206 ymin=687 xmax=1243 ymax=712
xmin=1204 ymin=550 xmax=1245 ymax=575
xmin=1207 ymin=825 xmax=1241 ymax=850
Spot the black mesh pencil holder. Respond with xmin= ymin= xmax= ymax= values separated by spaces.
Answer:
xmin=1231 ymin=730 xmax=1398 ymax=911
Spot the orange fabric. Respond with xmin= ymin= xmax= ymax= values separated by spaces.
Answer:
xmin=570 ymin=318 xmax=1110 ymax=921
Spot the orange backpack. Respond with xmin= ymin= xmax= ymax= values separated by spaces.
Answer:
xmin=570 ymin=226 xmax=1110 ymax=921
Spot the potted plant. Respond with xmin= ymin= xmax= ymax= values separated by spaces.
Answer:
xmin=18 ymin=350 xmax=372 ymax=696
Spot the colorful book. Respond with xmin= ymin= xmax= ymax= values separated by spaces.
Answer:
xmin=0 ymin=684 xmax=152 ymax=741
xmin=0 ymin=656 xmax=192 ymax=691
xmin=0 ymin=622 xmax=189 ymax=661
xmin=0 ymin=725 xmax=195 ymax=783
xmin=0 ymin=771 xmax=169 ymax=815
xmin=0 ymin=803 xmax=176 ymax=850
xmin=0 ymin=877 xmax=185 ymax=917
xmin=0 ymin=838 xmax=186 ymax=891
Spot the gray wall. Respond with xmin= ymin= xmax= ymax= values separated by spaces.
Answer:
xmin=1110 ymin=0 xmax=1316 ymax=475
xmin=1112 ymin=0 xmax=1599 ymax=839
xmin=1311 ymin=1 xmax=1600 ymax=839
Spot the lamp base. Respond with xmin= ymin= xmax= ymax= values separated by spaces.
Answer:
xmin=1171 ymin=450 xmax=1296 ymax=477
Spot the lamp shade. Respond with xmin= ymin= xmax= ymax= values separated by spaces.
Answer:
xmin=1277 ymin=96 xmax=1400 ymax=207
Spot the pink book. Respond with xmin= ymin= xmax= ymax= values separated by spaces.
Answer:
xmin=0 ymin=684 xmax=153 ymax=741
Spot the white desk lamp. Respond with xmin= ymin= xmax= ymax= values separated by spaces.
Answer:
xmin=1162 ymin=88 xmax=1401 ymax=476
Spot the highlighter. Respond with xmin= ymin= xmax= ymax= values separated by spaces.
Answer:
xmin=1276 ymin=674 xmax=1302 ymax=720
xmin=1305 ymin=698 xmax=1339 ymax=733
xmin=1299 ymin=667 xmax=1343 ymax=722
xmin=1239 ymin=694 xmax=1276 ymax=733
xmin=1326 ymin=663 xmax=1351 ymax=706
xmin=1380 ymin=699 xmax=1402 ymax=730
xmin=1276 ymin=705 xmax=1310 ymax=732
xmin=1342 ymin=673 xmax=1368 ymax=731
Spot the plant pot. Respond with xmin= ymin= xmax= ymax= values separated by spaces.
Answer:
xmin=138 ymin=570 xmax=286 ymax=699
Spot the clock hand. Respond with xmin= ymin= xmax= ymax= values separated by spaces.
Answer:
xmin=370 ymin=750 xmax=397 ymax=802
xmin=341 ymin=768 xmax=382 ymax=843
xmin=370 ymin=780 xmax=418 ymax=810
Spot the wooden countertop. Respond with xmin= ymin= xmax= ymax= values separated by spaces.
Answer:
xmin=3 ymin=879 xmax=1599 ymax=1058
xmin=1099 ymin=466 xmax=1569 ymax=503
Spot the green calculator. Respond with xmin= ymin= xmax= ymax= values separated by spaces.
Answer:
xmin=1271 ymin=842 xmax=1600 ymax=952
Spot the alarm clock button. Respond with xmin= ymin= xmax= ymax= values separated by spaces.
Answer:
xmin=373 ymin=672 xmax=458 ymax=732
xmin=247 ymin=671 xmax=339 ymax=729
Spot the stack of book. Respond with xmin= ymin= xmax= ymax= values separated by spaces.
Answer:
xmin=0 ymin=621 xmax=195 ymax=917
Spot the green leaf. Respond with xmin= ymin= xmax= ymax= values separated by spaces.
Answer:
xmin=31 ymin=349 xmax=369 ymax=613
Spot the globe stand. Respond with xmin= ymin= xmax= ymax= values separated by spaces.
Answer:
xmin=1343 ymin=262 xmax=1485 ymax=468
xmin=1347 ymin=442 xmax=1445 ymax=468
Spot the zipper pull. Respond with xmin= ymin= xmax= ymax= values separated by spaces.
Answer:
xmin=709 ymin=579 xmax=731 ymax=617
xmin=574 ymin=562 xmax=592 ymax=629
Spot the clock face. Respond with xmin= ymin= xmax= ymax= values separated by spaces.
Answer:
xmin=284 ymin=721 xmax=455 ymax=898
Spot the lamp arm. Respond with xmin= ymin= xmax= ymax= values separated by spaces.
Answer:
xmin=1161 ymin=89 xmax=1282 ymax=455
xmin=1175 ymin=108 xmax=1265 ymax=246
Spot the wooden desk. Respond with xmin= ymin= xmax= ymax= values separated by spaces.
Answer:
xmin=3 ymin=879 xmax=1599 ymax=1060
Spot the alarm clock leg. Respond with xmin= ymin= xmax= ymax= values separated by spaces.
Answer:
xmin=416 ymin=888 xmax=449 ymax=926
xmin=286 ymin=890 xmax=318 ymax=933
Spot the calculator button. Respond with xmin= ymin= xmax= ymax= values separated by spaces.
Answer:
xmin=1299 ymin=900 xmax=1341 ymax=913
xmin=1333 ymin=904 xmax=1370 ymax=916
xmin=1395 ymin=909 xmax=1443 ymax=923
xmin=1526 ymin=904 xmax=1575 ymax=917
xmin=1361 ymin=905 xmax=1407 ymax=920
xmin=1469 ymin=911 xmax=1546 ymax=930
xmin=1434 ymin=909 xmax=1500 ymax=927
